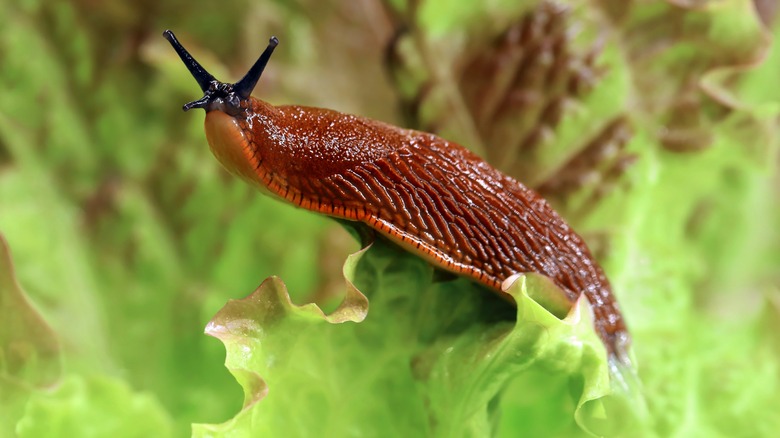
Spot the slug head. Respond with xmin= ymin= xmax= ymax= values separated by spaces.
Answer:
xmin=163 ymin=30 xmax=285 ymax=189
xmin=163 ymin=30 xmax=278 ymax=116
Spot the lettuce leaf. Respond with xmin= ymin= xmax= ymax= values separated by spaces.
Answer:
xmin=16 ymin=375 xmax=174 ymax=438
xmin=194 ymin=240 xmax=645 ymax=437
xmin=0 ymin=235 xmax=62 ymax=437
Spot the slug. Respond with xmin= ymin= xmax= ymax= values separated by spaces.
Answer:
xmin=163 ymin=30 xmax=629 ymax=361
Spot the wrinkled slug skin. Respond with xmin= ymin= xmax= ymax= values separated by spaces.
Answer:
xmin=204 ymin=99 xmax=629 ymax=358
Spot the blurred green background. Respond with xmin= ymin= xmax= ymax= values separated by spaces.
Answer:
xmin=1 ymin=0 xmax=779 ymax=436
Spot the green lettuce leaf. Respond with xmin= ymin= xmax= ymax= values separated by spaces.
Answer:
xmin=194 ymin=239 xmax=645 ymax=437
xmin=0 ymin=235 xmax=62 ymax=437
xmin=16 ymin=375 xmax=174 ymax=438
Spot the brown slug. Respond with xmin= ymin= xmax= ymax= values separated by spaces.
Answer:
xmin=163 ymin=30 xmax=629 ymax=361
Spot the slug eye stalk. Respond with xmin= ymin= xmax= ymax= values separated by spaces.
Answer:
xmin=162 ymin=30 xmax=216 ymax=93
xmin=234 ymin=36 xmax=279 ymax=99
xmin=162 ymin=30 xmax=279 ymax=112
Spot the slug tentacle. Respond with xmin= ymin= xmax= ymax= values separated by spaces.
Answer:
xmin=162 ymin=30 xmax=216 ymax=93
xmin=163 ymin=30 xmax=278 ymax=115
xmin=234 ymin=37 xmax=279 ymax=99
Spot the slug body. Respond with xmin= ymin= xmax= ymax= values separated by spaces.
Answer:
xmin=164 ymin=31 xmax=629 ymax=360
